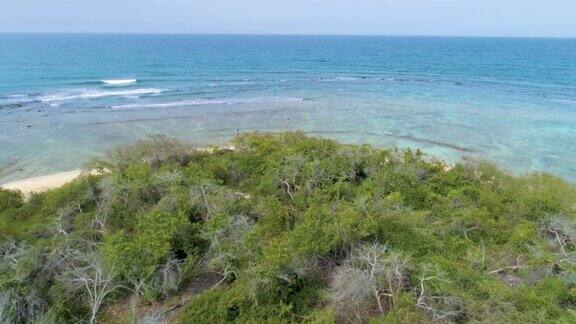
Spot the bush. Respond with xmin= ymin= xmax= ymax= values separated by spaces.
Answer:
xmin=2 ymin=132 xmax=576 ymax=323
xmin=329 ymin=243 xmax=410 ymax=321
xmin=0 ymin=188 xmax=23 ymax=213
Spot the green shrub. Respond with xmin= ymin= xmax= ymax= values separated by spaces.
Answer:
xmin=0 ymin=188 xmax=23 ymax=213
xmin=2 ymin=132 xmax=576 ymax=323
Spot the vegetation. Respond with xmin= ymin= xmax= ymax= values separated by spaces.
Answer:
xmin=1 ymin=132 xmax=576 ymax=323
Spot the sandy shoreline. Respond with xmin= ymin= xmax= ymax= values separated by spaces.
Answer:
xmin=1 ymin=170 xmax=83 ymax=195
xmin=0 ymin=146 xmax=235 ymax=195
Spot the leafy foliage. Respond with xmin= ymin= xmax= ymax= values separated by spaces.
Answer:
xmin=1 ymin=132 xmax=576 ymax=323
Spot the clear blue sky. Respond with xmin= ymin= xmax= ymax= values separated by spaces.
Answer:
xmin=1 ymin=0 xmax=575 ymax=37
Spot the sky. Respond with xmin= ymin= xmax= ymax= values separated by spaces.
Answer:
xmin=1 ymin=0 xmax=575 ymax=37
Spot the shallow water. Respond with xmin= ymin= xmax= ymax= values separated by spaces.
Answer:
xmin=1 ymin=34 xmax=575 ymax=183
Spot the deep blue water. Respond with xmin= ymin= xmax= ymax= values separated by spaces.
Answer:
xmin=1 ymin=34 xmax=575 ymax=182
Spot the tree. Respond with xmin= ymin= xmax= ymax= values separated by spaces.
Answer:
xmin=329 ymin=243 xmax=410 ymax=321
xmin=59 ymin=249 xmax=122 ymax=324
xmin=415 ymin=264 xmax=463 ymax=322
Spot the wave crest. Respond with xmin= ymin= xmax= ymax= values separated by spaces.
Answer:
xmin=112 ymin=97 xmax=304 ymax=109
xmin=101 ymin=79 xmax=137 ymax=85
xmin=39 ymin=88 xmax=161 ymax=102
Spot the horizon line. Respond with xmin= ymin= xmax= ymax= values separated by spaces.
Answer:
xmin=1 ymin=31 xmax=575 ymax=40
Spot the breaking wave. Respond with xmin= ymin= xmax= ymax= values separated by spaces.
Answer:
xmin=101 ymin=79 xmax=138 ymax=85
xmin=111 ymin=96 xmax=304 ymax=109
xmin=39 ymin=88 xmax=162 ymax=102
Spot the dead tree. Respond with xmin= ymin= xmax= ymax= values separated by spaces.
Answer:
xmin=329 ymin=243 xmax=410 ymax=320
xmin=415 ymin=264 xmax=463 ymax=322
xmin=60 ymin=249 xmax=122 ymax=324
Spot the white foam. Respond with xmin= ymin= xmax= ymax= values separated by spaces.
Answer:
xmin=319 ymin=77 xmax=358 ymax=82
xmin=1 ymin=94 xmax=34 ymax=105
xmin=554 ymin=98 xmax=576 ymax=104
xmin=39 ymin=88 xmax=162 ymax=102
xmin=112 ymin=97 xmax=303 ymax=109
xmin=101 ymin=79 xmax=137 ymax=85
xmin=113 ymin=99 xmax=230 ymax=109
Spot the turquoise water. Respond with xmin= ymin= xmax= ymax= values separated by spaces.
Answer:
xmin=1 ymin=34 xmax=575 ymax=183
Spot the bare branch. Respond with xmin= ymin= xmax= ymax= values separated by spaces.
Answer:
xmin=415 ymin=264 xmax=463 ymax=322
xmin=59 ymin=248 xmax=123 ymax=324
xmin=488 ymin=255 xmax=523 ymax=275
xmin=329 ymin=243 xmax=410 ymax=321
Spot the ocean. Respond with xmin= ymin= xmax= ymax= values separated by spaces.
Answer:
xmin=1 ymin=34 xmax=575 ymax=183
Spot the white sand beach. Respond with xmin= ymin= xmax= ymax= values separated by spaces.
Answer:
xmin=1 ymin=170 xmax=83 ymax=195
